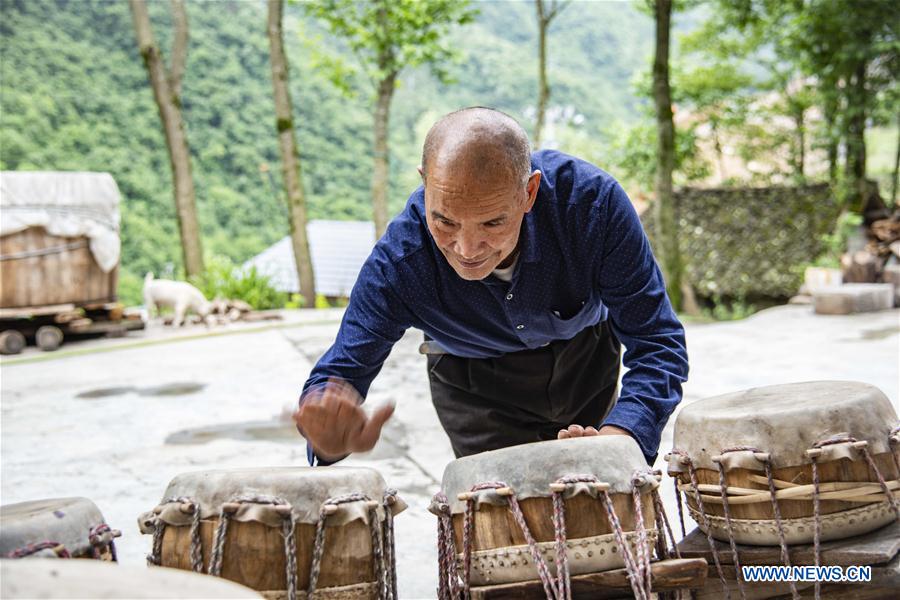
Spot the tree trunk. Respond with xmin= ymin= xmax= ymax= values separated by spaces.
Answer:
xmin=169 ymin=0 xmax=188 ymax=100
xmin=652 ymin=0 xmax=682 ymax=310
xmin=892 ymin=111 xmax=899 ymax=205
xmin=823 ymin=92 xmax=839 ymax=185
xmin=371 ymin=1 xmax=396 ymax=241
xmin=372 ymin=74 xmax=396 ymax=240
xmin=129 ymin=0 xmax=204 ymax=278
xmin=267 ymin=0 xmax=316 ymax=309
xmin=791 ymin=100 xmax=806 ymax=181
xmin=712 ymin=120 xmax=726 ymax=182
xmin=845 ymin=60 xmax=868 ymax=212
xmin=534 ymin=0 xmax=549 ymax=148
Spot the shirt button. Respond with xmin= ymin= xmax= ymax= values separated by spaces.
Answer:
xmin=516 ymin=324 xmax=525 ymax=330
xmin=506 ymin=293 xmax=513 ymax=300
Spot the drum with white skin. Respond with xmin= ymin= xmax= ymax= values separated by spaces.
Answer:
xmin=139 ymin=467 xmax=406 ymax=600
xmin=431 ymin=436 xmax=674 ymax=600
xmin=667 ymin=381 xmax=899 ymax=547
xmin=1 ymin=497 xmax=121 ymax=560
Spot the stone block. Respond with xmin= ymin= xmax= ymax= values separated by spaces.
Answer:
xmin=803 ymin=267 xmax=842 ymax=294
xmin=813 ymin=283 xmax=895 ymax=315
xmin=882 ymin=264 xmax=900 ymax=307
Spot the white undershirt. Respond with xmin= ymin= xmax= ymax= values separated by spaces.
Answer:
xmin=491 ymin=254 xmax=519 ymax=283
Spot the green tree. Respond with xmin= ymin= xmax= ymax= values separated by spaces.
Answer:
xmin=533 ymin=0 xmax=569 ymax=147
xmin=705 ymin=0 xmax=900 ymax=209
xmin=128 ymin=0 xmax=204 ymax=277
xmin=267 ymin=0 xmax=316 ymax=308
xmin=651 ymin=0 xmax=683 ymax=310
xmin=303 ymin=0 xmax=476 ymax=239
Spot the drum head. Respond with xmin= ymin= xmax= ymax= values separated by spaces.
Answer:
xmin=0 ymin=560 xmax=261 ymax=598
xmin=673 ymin=381 xmax=897 ymax=470
xmin=152 ymin=466 xmax=405 ymax=528
xmin=442 ymin=436 xmax=649 ymax=514
xmin=0 ymin=497 xmax=107 ymax=558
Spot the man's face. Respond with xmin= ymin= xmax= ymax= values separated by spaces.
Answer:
xmin=423 ymin=166 xmax=540 ymax=281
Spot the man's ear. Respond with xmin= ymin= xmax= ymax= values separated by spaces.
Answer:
xmin=524 ymin=170 xmax=541 ymax=213
xmin=417 ymin=165 xmax=425 ymax=183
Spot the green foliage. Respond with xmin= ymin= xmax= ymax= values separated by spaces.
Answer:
xmin=190 ymin=256 xmax=286 ymax=310
xmin=285 ymin=293 xmax=305 ymax=309
xmin=303 ymin=0 xmax=478 ymax=85
xmin=692 ymin=0 xmax=900 ymax=203
xmin=609 ymin=119 xmax=710 ymax=190
xmin=117 ymin=268 xmax=146 ymax=308
xmin=2 ymin=0 xmax=660 ymax=298
xmin=813 ymin=211 xmax=864 ymax=269
xmin=704 ymin=296 xmax=758 ymax=322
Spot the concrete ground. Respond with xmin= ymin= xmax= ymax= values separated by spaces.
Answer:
xmin=1 ymin=304 xmax=898 ymax=598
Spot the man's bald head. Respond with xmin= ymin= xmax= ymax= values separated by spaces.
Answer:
xmin=421 ymin=107 xmax=532 ymax=187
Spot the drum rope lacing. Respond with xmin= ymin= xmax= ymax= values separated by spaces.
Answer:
xmin=807 ymin=433 xmax=900 ymax=600
xmin=432 ymin=472 xmax=674 ymax=600
xmin=147 ymin=490 xmax=398 ymax=600
xmin=671 ymin=433 xmax=900 ymax=600
xmin=88 ymin=523 xmax=121 ymax=561
xmin=668 ymin=449 xmax=733 ymax=600
xmin=146 ymin=495 xmax=202 ymax=572
xmin=309 ymin=490 xmax=399 ymax=600
xmin=432 ymin=491 xmax=463 ymax=600
xmin=5 ymin=521 xmax=119 ymax=561
xmin=6 ymin=540 xmax=71 ymax=558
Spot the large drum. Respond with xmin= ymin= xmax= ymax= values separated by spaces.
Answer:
xmin=431 ymin=436 xmax=670 ymax=599
xmin=139 ymin=467 xmax=406 ymax=600
xmin=0 ymin=497 xmax=121 ymax=560
xmin=0 ymin=559 xmax=262 ymax=598
xmin=667 ymin=381 xmax=899 ymax=547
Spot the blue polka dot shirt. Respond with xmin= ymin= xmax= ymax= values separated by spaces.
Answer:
xmin=303 ymin=150 xmax=689 ymax=464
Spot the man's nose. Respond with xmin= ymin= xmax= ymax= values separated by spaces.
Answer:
xmin=455 ymin=228 xmax=482 ymax=258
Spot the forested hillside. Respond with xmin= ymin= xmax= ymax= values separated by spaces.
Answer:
xmin=1 ymin=0 xmax=654 ymax=303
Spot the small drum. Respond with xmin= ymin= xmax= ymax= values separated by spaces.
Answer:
xmin=0 ymin=559 xmax=262 ymax=598
xmin=139 ymin=467 xmax=406 ymax=600
xmin=0 ymin=497 xmax=121 ymax=560
xmin=667 ymin=381 xmax=899 ymax=547
xmin=431 ymin=436 xmax=672 ymax=599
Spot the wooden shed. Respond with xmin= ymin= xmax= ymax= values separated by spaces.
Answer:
xmin=0 ymin=171 xmax=121 ymax=309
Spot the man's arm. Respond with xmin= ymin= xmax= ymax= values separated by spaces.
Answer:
xmin=593 ymin=181 xmax=689 ymax=463
xmin=296 ymin=251 xmax=414 ymax=465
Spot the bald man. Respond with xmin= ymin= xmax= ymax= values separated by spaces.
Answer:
xmin=295 ymin=107 xmax=688 ymax=466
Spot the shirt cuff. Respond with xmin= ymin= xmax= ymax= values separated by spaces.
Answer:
xmin=601 ymin=399 xmax=662 ymax=465
xmin=306 ymin=442 xmax=348 ymax=467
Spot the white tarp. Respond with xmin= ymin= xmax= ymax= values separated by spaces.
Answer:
xmin=0 ymin=171 xmax=121 ymax=272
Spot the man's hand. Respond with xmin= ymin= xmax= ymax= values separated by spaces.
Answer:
xmin=293 ymin=379 xmax=394 ymax=462
xmin=557 ymin=424 xmax=632 ymax=439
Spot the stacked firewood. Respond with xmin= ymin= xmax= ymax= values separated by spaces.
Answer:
xmin=208 ymin=298 xmax=283 ymax=324
xmin=162 ymin=299 xmax=283 ymax=326
xmin=841 ymin=212 xmax=900 ymax=286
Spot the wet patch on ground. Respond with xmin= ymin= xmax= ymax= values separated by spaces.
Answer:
xmin=165 ymin=416 xmax=409 ymax=458
xmin=859 ymin=326 xmax=900 ymax=340
xmin=76 ymin=382 xmax=206 ymax=399
xmin=165 ymin=419 xmax=298 ymax=444
xmin=75 ymin=386 xmax=136 ymax=399
xmin=138 ymin=382 xmax=206 ymax=396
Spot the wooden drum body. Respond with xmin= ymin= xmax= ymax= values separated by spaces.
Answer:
xmin=139 ymin=467 xmax=405 ymax=600
xmin=667 ymin=381 xmax=899 ymax=546
xmin=0 ymin=497 xmax=121 ymax=560
xmin=433 ymin=436 xmax=661 ymax=588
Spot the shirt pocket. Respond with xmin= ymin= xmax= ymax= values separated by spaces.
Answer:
xmin=546 ymin=299 xmax=599 ymax=339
